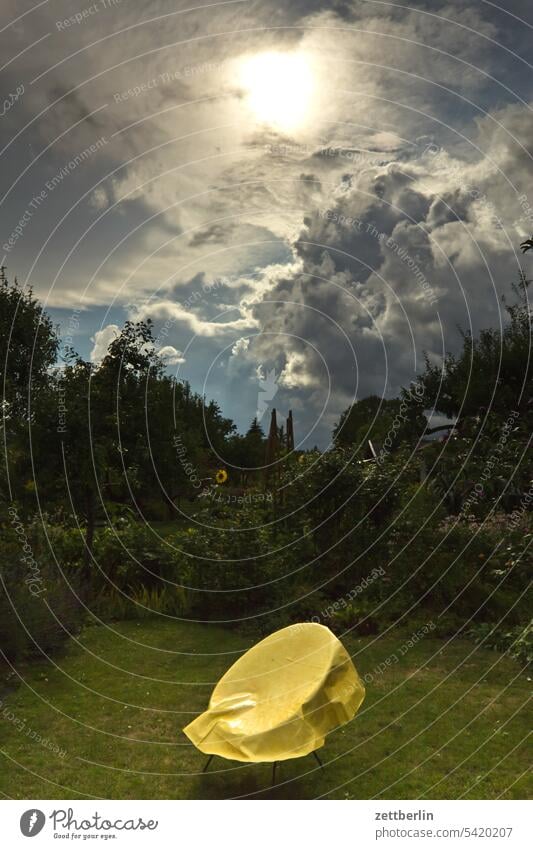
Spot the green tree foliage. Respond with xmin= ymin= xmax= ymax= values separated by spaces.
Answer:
xmin=333 ymin=395 xmax=427 ymax=451
xmin=0 ymin=274 xmax=59 ymax=421
xmin=26 ymin=321 xmax=164 ymax=571
xmin=224 ymin=417 xmax=265 ymax=485
xmin=6 ymin=312 xmax=237 ymax=572
xmin=418 ymin=273 xmax=533 ymax=426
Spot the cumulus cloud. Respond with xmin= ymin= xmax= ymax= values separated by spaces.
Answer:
xmin=231 ymin=337 xmax=250 ymax=356
xmin=133 ymin=300 xmax=258 ymax=337
xmin=158 ymin=345 xmax=185 ymax=365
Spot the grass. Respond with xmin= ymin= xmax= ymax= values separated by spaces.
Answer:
xmin=0 ymin=619 xmax=530 ymax=799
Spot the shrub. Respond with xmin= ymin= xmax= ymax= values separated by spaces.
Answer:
xmin=93 ymin=585 xmax=187 ymax=621
xmin=179 ymin=512 xmax=290 ymax=621
xmin=466 ymin=620 xmax=532 ymax=667
xmin=0 ymin=521 xmax=84 ymax=664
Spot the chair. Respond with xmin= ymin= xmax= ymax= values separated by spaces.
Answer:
xmin=183 ymin=623 xmax=365 ymax=776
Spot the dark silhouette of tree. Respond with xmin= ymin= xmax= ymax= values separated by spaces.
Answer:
xmin=222 ymin=418 xmax=266 ymax=486
xmin=334 ymin=395 xmax=426 ymax=451
xmin=417 ymin=272 xmax=532 ymax=428
xmin=0 ymin=272 xmax=58 ymax=420
xmin=243 ymin=417 xmax=265 ymax=465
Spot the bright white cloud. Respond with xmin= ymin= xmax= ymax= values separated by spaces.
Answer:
xmin=133 ymin=300 xmax=258 ymax=337
xmin=158 ymin=345 xmax=186 ymax=365
xmin=231 ymin=337 xmax=250 ymax=356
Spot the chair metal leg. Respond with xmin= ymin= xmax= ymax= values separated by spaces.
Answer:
xmin=203 ymin=752 xmax=322 ymax=783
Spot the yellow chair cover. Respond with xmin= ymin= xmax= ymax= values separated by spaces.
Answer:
xmin=183 ymin=623 xmax=365 ymax=763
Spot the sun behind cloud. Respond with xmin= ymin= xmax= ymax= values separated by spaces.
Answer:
xmin=238 ymin=50 xmax=316 ymax=133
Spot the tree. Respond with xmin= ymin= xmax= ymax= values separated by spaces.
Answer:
xmin=0 ymin=272 xmax=59 ymax=421
xmin=244 ymin=417 xmax=266 ymax=467
xmin=32 ymin=321 xmax=167 ymax=574
xmin=0 ymin=273 xmax=59 ymax=512
xmin=417 ymin=272 xmax=533 ymax=430
xmin=224 ymin=418 xmax=265 ymax=486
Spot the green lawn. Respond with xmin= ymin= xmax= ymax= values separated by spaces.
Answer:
xmin=0 ymin=619 xmax=530 ymax=799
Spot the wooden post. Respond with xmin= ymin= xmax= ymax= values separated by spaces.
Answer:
xmin=286 ymin=410 xmax=294 ymax=452
xmin=265 ymin=408 xmax=279 ymax=468
xmin=265 ymin=410 xmax=279 ymax=516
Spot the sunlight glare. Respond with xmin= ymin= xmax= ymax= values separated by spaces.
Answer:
xmin=239 ymin=51 xmax=315 ymax=132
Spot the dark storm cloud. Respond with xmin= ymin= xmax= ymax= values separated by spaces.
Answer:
xmin=232 ymin=101 xmax=530 ymax=442
xmin=295 ymin=167 xmax=432 ymax=283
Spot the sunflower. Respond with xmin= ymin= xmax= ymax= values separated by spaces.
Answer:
xmin=215 ymin=468 xmax=228 ymax=485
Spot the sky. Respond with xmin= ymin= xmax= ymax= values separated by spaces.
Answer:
xmin=1 ymin=0 xmax=532 ymax=445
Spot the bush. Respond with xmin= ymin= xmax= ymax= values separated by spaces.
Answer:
xmin=466 ymin=621 xmax=532 ymax=667
xmin=93 ymin=585 xmax=187 ymax=621
xmin=330 ymin=600 xmax=380 ymax=635
xmin=178 ymin=509 xmax=292 ymax=621
xmin=91 ymin=522 xmax=185 ymax=592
